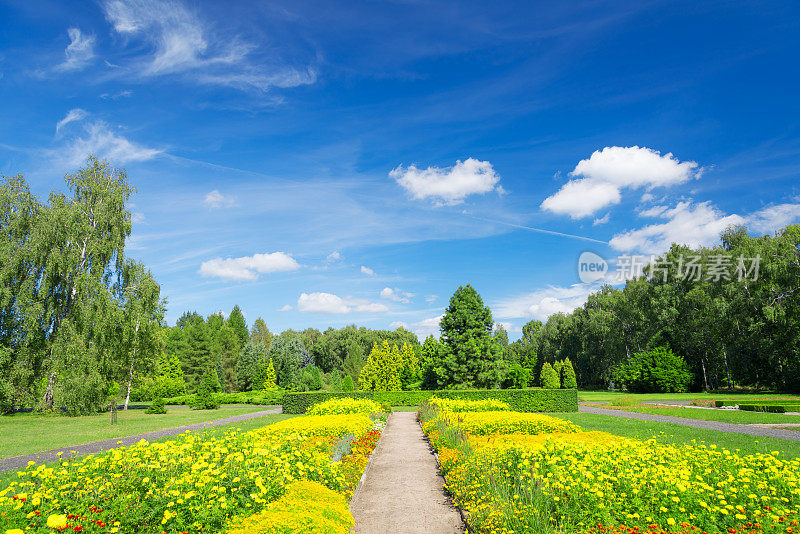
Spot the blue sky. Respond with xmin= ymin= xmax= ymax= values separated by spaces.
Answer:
xmin=2 ymin=0 xmax=799 ymax=339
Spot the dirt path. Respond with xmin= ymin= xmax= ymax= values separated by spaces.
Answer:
xmin=0 ymin=407 xmax=282 ymax=473
xmin=580 ymin=406 xmax=800 ymax=441
xmin=350 ymin=411 xmax=464 ymax=534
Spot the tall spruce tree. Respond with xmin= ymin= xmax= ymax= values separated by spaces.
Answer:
xmin=438 ymin=285 xmax=502 ymax=388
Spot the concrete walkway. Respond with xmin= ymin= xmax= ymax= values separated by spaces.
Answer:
xmin=351 ymin=411 xmax=464 ymax=534
xmin=580 ymin=406 xmax=800 ymax=441
xmin=0 ymin=407 xmax=282 ymax=473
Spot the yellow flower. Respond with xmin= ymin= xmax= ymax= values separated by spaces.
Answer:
xmin=47 ymin=514 xmax=68 ymax=529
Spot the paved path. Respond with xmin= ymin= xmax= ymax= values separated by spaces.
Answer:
xmin=580 ymin=406 xmax=800 ymax=441
xmin=0 ymin=407 xmax=282 ymax=473
xmin=350 ymin=411 xmax=464 ymax=534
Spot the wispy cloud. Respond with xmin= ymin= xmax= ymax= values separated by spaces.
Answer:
xmin=203 ymin=189 xmax=236 ymax=209
xmin=392 ymin=158 xmax=502 ymax=206
xmin=360 ymin=265 xmax=375 ymax=276
xmin=54 ymin=28 xmax=96 ymax=72
xmin=54 ymin=120 xmax=162 ymax=167
xmin=297 ymin=292 xmax=388 ymax=314
xmin=55 ymin=109 xmax=88 ymax=135
xmin=380 ymin=287 xmax=413 ymax=304
xmin=101 ymin=0 xmax=316 ymax=92
xmin=199 ymin=251 xmax=301 ymax=281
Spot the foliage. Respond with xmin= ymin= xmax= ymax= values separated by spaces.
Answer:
xmin=300 ymin=364 xmax=324 ymax=391
xmin=236 ymin=342 xmax=266 ymax=392
xmin=432 ymin=285 xmax=503 ymax=388
xmin=193 ymin=367 xmax=221 ymax=410
xmin=306 ymin=397 xmax=387 ymax=416
xmin=258 ymin=413 xmax=373 ymax=439
xmin=268 ymin=332 xmax=308 ymax=390
xmin=0 ymin=158 xmax=165 ymax=414
xmin=540 ymin=362 xmax=560 ymax=389
xmin=263 ymin=358 xmax=277 ymax=390
xmin=561 ymin=359 xmax=578 ymax=388
xmin=523 ymin=225 xmax=800 ymax=392
xmin=282 ymin=388 xmax=578 ymax=414
xmin=341 ymin=375 xmax=354 ymax=392
xmin=614 ymin=346 xmax=693 ymax=393
xmin=225 ymin=480 xmax=353 ymax=534
xmin=503 ymin=363 xmax=532 ymax=389
xmin=358 ymin=341 xmax=403 ymax=391
xmin=145 ymin=388 xmax=167 ymax=415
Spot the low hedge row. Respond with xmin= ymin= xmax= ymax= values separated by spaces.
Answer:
xmin=281 ymin=388 xmax=578 ymax=414
xmin=164 ymin=390 xmax=285 ymax=406
xmin=739 ymin=404 xmax=800 ymax=413
xmin=715 ymin=399 xmax=800 ymax=407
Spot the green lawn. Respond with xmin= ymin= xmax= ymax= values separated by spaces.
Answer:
xmin=392 ymin=406 xmax=420 ymax=412
xmin=590 ymin=404 xmax=800 ymax=424
xmin=553 ymin=412 xmax=800 ymax=459
xmin=0 ymin=405 xmax=271 ymax=458
xmin=577 ymin=390 xmax=800 ymax=403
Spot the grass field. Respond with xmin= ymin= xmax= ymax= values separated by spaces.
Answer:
xmin=0 ymin=405 xmax=271 ymax=458
xmin=577 ymin=390 xmax=800 ymax=403
xmin=554 ymin=412 xmax=800 ymax=459
xmin=588 ymin=404 xmax=800 ymax=423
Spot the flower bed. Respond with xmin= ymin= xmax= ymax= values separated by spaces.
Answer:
xmin=306 ymin=397 xmax=389 ymax=416
xmin=421 ymin=403 xmax=800 ymax=534
xmin=0 ymin=402 xmax=384 ymax=533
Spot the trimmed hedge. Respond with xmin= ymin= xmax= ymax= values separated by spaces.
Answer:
xmin=164 ymin=390 xmax=285 ymax=406
xmin=281 ymin=388 xmax=578 ymax=414
xmin=739 ymin=404 xmax=800 ymax=413
xmin=715 ymin=399 xmax=800 ymax=407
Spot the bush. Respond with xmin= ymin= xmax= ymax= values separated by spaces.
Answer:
xmin=739 ymin=404 xmax=800 ymax=413
xmin=503 ymin=363 xmax=531 ymax=389
xmin=561 ymin=359 xmax=578 ymax=389
xmin=540 ymin=363 xmax=560 ymax=389
xmin=613 ymin=346 xmax=693 ymax=393
xmin=192 ymin=368 xmax=220 ymax=410
xmin=282 ymin=388 xmax=578 ymax=414
xmin=341 ymin=375 xmax=354 ymax=392
xmin=145 ymin=390 xmax=167 ymax=415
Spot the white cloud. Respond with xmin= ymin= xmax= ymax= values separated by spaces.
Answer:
xmin=641 ymin=192 xmax=656 ymax=203
xmin=199 ymin=251 xmax=301 ymax=281
xmin=360 ymin=265 xmax=375 ymax=276
xmin=493 ymin=321 xmax=520 ymax=334
xmin=58 ymin=121 xmax=162 ymax=167
xmin=55 ymin=28 xmax=95 ymax=72
xmin=100 ymin=89 xmax=133 ymax=99
xmin=380 ymin=287 xmax=413 ymax=304
xmin=610 ymin=201 xmax=744 ymax=253
xmin=297 ymin=292 xmax=389 ymax=314
xmin=278 ymin=304 xmax=293 ymax=312
xmin=326 ymin=251 xmax=342 ymax=263
xmin=101 ymin=0 xmax=316 ymax=92
xmin=408 ymin=315 xmax=443 ymax=340
xmin=638 ymin=205 xmax=669 ymax=218
xmin=747 ymin=202 xmax=800 ymax=234
xmin=494 ymin=285 xmax=596 ymax=321
xmin=542 ymin=146 xmax=700 ymax=218
xmin=203 ymin=189 xmax=236 ymax=209
xmin=592 ymin=213 xmax=610 ymax=226
xmin=55 ymin=109 xmax=88 ymax=135
xmin=391 ymin=157 xmax=501 ymax=205
xmin=425 ymin=295 xmax=438 ymax=303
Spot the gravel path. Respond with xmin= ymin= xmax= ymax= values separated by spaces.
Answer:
xmin=580 ymin=406 xmax=800 ymax=441
xmin=350 ymin=411 xmax=464 ymax=534
xmin=0 ymin=407 xmax=282 ymax=473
